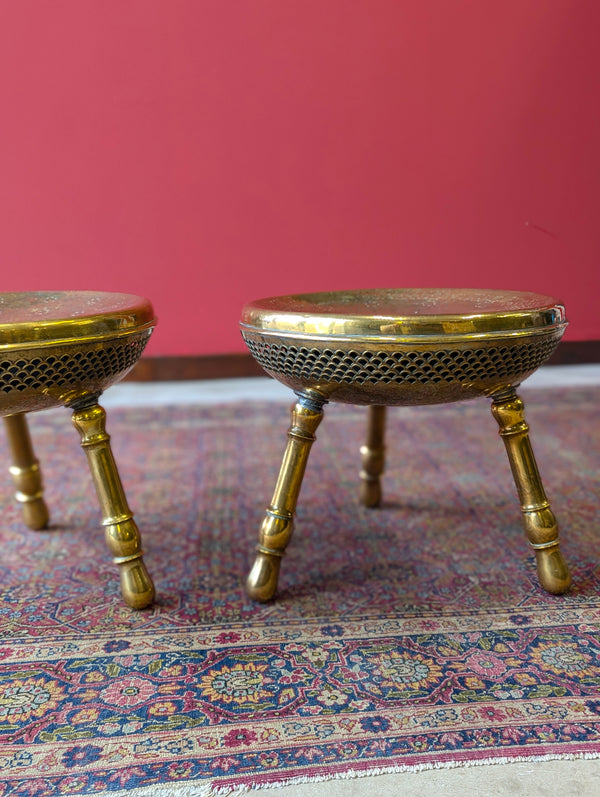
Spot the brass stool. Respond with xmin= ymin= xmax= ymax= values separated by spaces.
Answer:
xmin=0 ymin=291 xmax=156 ymax=609
xmin=240 ymin=288 xmax=571 ymax=602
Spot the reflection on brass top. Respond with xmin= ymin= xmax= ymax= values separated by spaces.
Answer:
xmin=0 ymin=291 xmax=155 ymax=350
xmin=241 ymin=288 xmax=566 ymax=341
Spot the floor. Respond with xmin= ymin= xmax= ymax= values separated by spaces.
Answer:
xmin=105 ymin=364 xmax=600 ymax=796
xmin=105 ymin=363 xmax=600 ymax=408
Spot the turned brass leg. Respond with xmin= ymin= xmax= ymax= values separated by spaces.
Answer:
xmin=491 ymin=388 xmax=571 ymax=594
xmin=71 ymin=401 xmax=155 ymax=609
xmin=247 ymin=390 xmax=327 ymax=602
xmin=3 ymin=413 xmax=50 ymax=530
xmin=360 ymin=405 xmax=386 ymax=508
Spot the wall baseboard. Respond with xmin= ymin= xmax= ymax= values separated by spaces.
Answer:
xmin=126 ymin=353 xmax=264 ymax=381
xmin=545 ymin=340 xmax=600 ymax=365
xmin=125 ymin=341 xmax=600 ymax=382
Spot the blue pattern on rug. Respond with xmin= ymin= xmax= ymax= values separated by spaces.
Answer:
xmin=0 ymin=386 xmax=599 ymax=794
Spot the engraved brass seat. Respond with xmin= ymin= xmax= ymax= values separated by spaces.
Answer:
xmin=0 ymin=291 xmax=156 ymax=609
xmin=240 ymin=288 xmax=571 ymax=602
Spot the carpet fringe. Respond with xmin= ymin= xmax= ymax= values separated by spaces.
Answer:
xmin=84 ymin=751 xmax=600 ymax=797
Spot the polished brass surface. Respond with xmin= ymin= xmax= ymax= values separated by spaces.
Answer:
xmin=241 ymin=288 xmax=566 ymax=406
xmin=0 ymin=291 xmax=155 ymax=347
xmin=491 ymin=389 xmax=571 ymax=595
xmin=3 ymin=413 xmax=49 ymax=530
xmin=242 ymin=288 xmax=571 ymax=601
xmin=72 ymin=402 xmax=155 ymax=610
xmin=359 ymin=405 xmax=386 ymax=508
xmin=1 ymin=291 xmax=156 ymax=609
xmin=247 ymin=390 xmax=327 ymax=602
xmin=241 ymin=288 xmax=566 ymax=338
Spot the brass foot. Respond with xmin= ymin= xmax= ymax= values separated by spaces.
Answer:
xmin=359 ymin=405 xmax=386 ymax=507
xmin=247 ymin=390 xmax=327 ymax=602
xmin=3 ymin=413 xmax=50 ymax=530
xmin=491 ymin=389 xmax=571 ymax=594
xmin=71 ymin=401 xmax=155 ymax=609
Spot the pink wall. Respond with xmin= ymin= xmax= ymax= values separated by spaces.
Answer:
xmin=0 ymin=1 xmax=598 ymax=356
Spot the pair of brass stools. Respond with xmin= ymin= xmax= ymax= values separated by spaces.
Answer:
xmin=0 ymin=289 xmax=571 ymax=609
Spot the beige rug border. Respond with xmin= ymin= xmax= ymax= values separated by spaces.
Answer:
xmin=79 ymin=751 xmax=600 ymax=797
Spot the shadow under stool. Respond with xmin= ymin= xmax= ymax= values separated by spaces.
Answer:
xmin=0 ymin=291 xmax=156 ymax=609
xmin=240 ymin=288 xmax=572 ymax=602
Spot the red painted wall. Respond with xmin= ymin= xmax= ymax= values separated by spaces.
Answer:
xmin=0 ymin=1 xmax=598 ymax=356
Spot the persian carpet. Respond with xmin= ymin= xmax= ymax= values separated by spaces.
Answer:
xmin=1 ymin=384 xmax=599 ymax=796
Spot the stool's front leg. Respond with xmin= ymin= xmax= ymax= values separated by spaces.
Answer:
xmin=247 ymin=390 xmax=327 ymax=602
xmin=3 ymin=413 xmax=49 ymax=531
xmin=71 ymin=402 xmax=155 ymax=609
xmin=360 ymin=405 xmax=386 ymax=508
xmin=491 ymin=388 xmax=571 ymax=594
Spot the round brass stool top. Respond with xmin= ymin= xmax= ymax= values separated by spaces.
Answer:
xmin=0 ymin=291 xmax=155 ymax=414
xmin=241 ymin=288 xmax=567 ymax=405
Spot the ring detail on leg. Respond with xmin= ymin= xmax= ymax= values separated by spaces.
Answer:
xmin=491 ymin=389 xmax=571 ymax=595
xmin=359 ymin=405 xmax=386 ymax=508
xmin=71 ymin=402 xmax=155 ymax=609
xmin=4 ymin=414 xmax=50 ymax=531
xmin=246 ymin=391 xmax=327 ymax=602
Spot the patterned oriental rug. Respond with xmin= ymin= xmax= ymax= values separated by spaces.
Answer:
xmin=0 ymin=385 xmax=599 ymax=796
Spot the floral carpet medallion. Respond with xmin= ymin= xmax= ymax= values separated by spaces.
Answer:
xmin=0 ymin=386 xmax=599 ymax=795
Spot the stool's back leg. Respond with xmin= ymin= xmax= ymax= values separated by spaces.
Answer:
xmin=247 ymin=390 xmax=327 ymax=602
xmin=3 ymin=413 xmax=49 ymax=530
xmin=491 ymin=388 xmax=571 ymax=594
xmin=71 ymin=402 xmax=155 ymax=609
xmin=360 ymin=405 xmax=386 ymax=508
